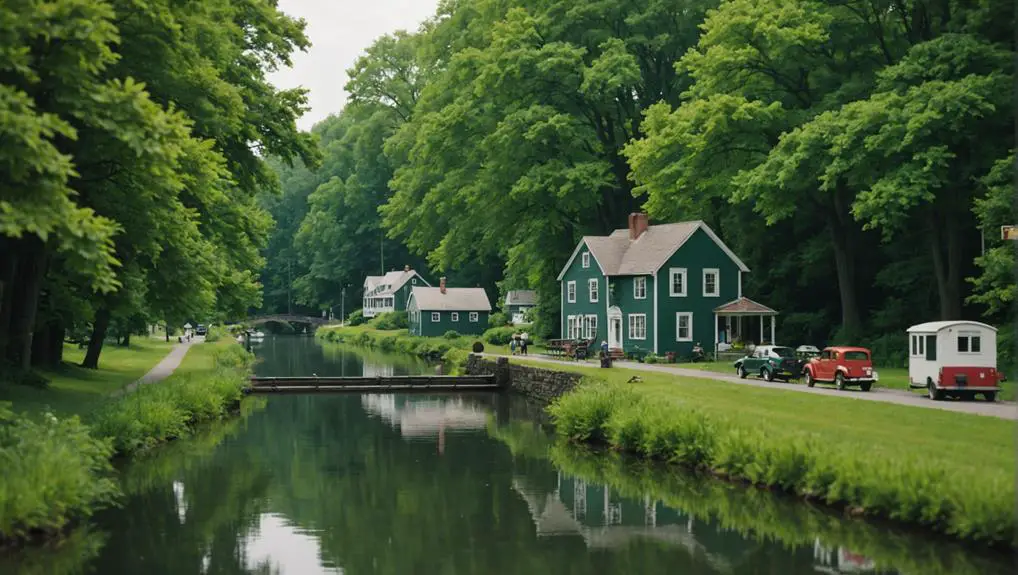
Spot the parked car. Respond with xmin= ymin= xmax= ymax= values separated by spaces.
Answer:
xmin=802 ymin=347 xmax=877 ymax=391
xmin=796 ymin=345 xmax=821 ymax=361
xmin=196 ymin=324 xmax=207 ymax=336
xmin=734 ymin=345 xmax=802 ymax=382
xmin=905 ymin=320 xmax=1004 ymax=402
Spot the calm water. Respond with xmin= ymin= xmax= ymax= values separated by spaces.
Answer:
xmin=3 ymin=335 xmax=1012 ymax=574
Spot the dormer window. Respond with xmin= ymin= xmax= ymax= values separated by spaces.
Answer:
xmin=582 ymin=252 xmax=590 ymax=268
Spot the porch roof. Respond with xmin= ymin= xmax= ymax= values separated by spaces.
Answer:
xmin=714 ymin=297 xmax=777 ymax=316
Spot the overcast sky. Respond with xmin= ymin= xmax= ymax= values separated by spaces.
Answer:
xmin=269 ymin=1 xmax=440 ymax=131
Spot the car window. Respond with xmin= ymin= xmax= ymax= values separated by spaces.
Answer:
xmin=772 ymin=347 xmax=794 ymax=358
xmin=844 ymin=351 xmax=869 ymax=361
xmin=820 ymin=350 xmax=831 ymax=360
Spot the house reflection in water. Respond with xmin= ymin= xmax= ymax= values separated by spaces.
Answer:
xmin=512 ymin=473 xmax=879 ymax=574
xmin=360 ymin=394 xmax=490 ymax=453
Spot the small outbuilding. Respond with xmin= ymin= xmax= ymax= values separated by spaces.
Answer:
xmin=906 ymin=320 xmax=1003 ymax=401
xmin=407 ymin=278 xmax=491 ymax=337
xmin=504 ymin=290 xmax=538 ymax=325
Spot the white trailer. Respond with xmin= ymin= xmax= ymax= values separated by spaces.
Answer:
xmin=906 ymin=320 xmax=1004 ymax=401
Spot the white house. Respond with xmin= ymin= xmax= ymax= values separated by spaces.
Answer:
xmin=906 ymin=320 xmax=1003 ymax=401
xmin=505 ymin=290 xmax=538 ymax=324
xmin=362 ymin=265 xmax=430 ymax=318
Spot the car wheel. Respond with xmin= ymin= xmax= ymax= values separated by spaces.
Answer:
xmin=737 ymin=365 xmax=747 ymax=379
xmin=804 ymin=371 xmax=814 ymax=387
xmin=762 ymin=368 xmax=773 ymax=382
xmin=860 ymin=382 xmax=872 ymax=392
xmin=927 ymin=380 xmax=944 ymax=401
xmin=984 ymin=391 xmax=996 ymax=402
xmin=835 ymin=372 xmax=846 ymax=391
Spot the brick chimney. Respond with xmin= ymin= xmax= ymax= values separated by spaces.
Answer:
xmin=440 ymin=277 xmax=446 ymax=294
xmin=404 ymin=264 xmax=410 ymax=272
xmin=629 ymin=212 xmax=649 ymax=240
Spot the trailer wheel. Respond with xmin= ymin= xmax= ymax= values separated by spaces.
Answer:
xmin=927 ymin=380 xmax=944 ymax=401
xmin=983 ymin=391 xmax=997 ymax=402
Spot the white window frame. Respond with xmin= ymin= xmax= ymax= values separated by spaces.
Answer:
xmin=451 ymin=312 xmax=459 ymax=322
xmin=957 ymin=331 xmax=982 ymax=354
xmin=633 ymin=277 xmax=647 ymax=300
xmin=469 ymin=312 xmax=479 ymax=322
xmin=588 ymin=278 xmax=599 ymax=303
xmin=669 ymin=268 xmax=687 ymax=297
xmin=567 ymin=281 xmax=576 ymax=303
xmin=412 ymin=278 xmax=417 ymax=285
xmin=918 ymin=334 xmax=924 ymax=355
xmin=676 ymin=312 xmax=693 ymax=342
xmin=431 ymin=312 xmax=440 ymax=322
xmin=702 ymin=268 xmax=719 ymax=297
xmin=628 ymin=314 xmax=646 ymax=340
xmin=583 ymin=314 xmax=598 ymax=339
xmin=582 ymin=252 xmax=590 ymax=268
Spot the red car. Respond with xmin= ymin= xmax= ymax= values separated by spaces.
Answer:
xmin=803 ymin=347 xmax=878 ymax=392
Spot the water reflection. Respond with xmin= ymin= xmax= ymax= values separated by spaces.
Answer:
xmin=361 ymin=394 xmax=490 ymax=440
xmin=243 ymin=514 xmax=342 ymax=575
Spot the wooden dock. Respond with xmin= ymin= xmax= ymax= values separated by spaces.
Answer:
xmin=246 ymin=375 xmax=500 ymax=393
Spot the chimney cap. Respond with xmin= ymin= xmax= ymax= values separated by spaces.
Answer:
xmin=404 ymin=264 xmax=410 ymax=271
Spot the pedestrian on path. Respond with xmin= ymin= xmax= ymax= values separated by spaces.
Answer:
xmin=510 ymin=336 xmax=517 ymax=355
xmin=520 ymin=331 xmax=529 ymax=355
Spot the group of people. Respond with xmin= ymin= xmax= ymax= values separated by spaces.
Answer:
xmin=509 ymin=331 xmax=529 ymax=355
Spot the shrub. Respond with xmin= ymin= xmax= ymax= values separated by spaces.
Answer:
xmin=444 ymin=330 xmax=460 ymax=339
xmin=0 ymin=406 xmax=119 ymax=542
xmin=346 ymin=309 xmax=365 ymax=326
xmin=483 ymin=326 xmax=517 ymax=345
xmin=488 ymin=312 xmax=509 ymax=327
xmin=204 ymin=325 xmax=228 ymax=343
xmin=472 ymin=341 xmax=484 ymax=353
xmin=644 ymin=354 xmax=660 ymax=364
xmin=369 ymin=311 xmax=408 ymax=330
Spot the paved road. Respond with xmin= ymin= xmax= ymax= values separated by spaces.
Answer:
xmin=487 ymin=353 xmax=1018 ymax=421
xmin=114 ymin=337 xmax=200 ymax=397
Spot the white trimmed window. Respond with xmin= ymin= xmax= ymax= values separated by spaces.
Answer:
xmin=583 ymin=314 xmax=598 ymax=339
xmin=567 ymin=281 xmax=576 ymax=303
xmin=588 ymin=278 xmax=599 ymax=303
xmin=431 ymin=312 xmax=440 ymax=322
xmin=669 ymin=268 xmax=687 ymax=297
xmin=412 ymin=278 xmax=417 ymax=285
xmin=568 ymin=315 xmax=582 ymax=339
xmin=633 ymin=277 xmax=647 ymax=299
xmin=628 ymin=314 xmax=646 ymax=340
xmin=469 ymin=312 xmax=479 ymax=322
xmin=676 ymin=312 xmax=693 ymax=342
xmin=957 ymin=332 xmax=982 ymax=353
xmin=702 ymin=268 xmax=719 ymax=297
xmin=582 ymin=252 xmax=590 ymax=268
xmin=451 ymin=312 xmax=459 ymax=322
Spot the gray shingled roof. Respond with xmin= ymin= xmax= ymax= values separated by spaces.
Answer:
xmin=410 ymin=286 xmax=492 ymax=311
xmin=558 ymin=220 xmax=749 ymax=280
xmin=365 ymin=270 xmax=427 ymax=296
xmin=505 ymin=290 xmax=538 ymax=306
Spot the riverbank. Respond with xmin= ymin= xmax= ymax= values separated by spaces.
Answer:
xmin=317 ymin=325 xmax=486 ymax=372
xmin=0 ymin=339 xmax=254 ymax=547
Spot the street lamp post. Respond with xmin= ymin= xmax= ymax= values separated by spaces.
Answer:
xmin=341 ymin=286 xmax=346 ymax=325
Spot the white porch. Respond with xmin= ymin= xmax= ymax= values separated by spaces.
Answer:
xmin=363 ymin=295 xmax=395 ymax=318
xmin=713 ymin=297 xmax=779 ymax=359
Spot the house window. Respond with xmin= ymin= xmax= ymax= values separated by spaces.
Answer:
xmin=957 ymin=333 xmax=981 ymax=353
xmin=582 ymin=252 xmax=590 ymax=268
xmin=669 ymin=268 xmax=687 ymax=297
xmin=451 ymin=312 xmax=459 ymax=322
xmin=588 ymin=278 xmax=599 ymax=303
xmin=469 ymin=312 xmax=479 ymax=322
xmin=567 ymin=281 xmax=576 ymax=303
xmin=412 ymin=278 xmax=417 ymax=285
xmin=676 ymin=312 xmax=693 ymax=342
xmin=584 ymin=315 xmax=598 ymax=339
xmin=431 ymin=312 xmax=440 ymax=322
xmin=634 ymin=277 xmax=647 ymax=299
xmin=628 ymin=314 xmax=646 ymax=340
xmin=568 ymin=315 xmax=583 ymax=340
xmin=702 ymin=268 xmax=719 ymax=297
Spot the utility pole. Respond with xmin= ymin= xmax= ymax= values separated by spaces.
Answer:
xmin=341 ymin=286 xmax=346 ymax=325
xmin=379 ymin=229 xmax=384 ymax=274
xmin=287 ymin=260 xmax=292 ymax=315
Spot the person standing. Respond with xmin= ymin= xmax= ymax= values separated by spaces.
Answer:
xmin=509 ymin=336 xmax=517 ymax=356
xmin=520 ymin=331 xmax=529 ymax=355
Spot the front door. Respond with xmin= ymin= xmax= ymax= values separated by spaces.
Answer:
xmin=608 ymin=318 xmax=623 ymax=349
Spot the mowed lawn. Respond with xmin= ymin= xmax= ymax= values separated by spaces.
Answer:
xmin=0 ymin=338 xmax=175 ymax=418
xmin=515 ymin=358 xmax=1016 ymax=476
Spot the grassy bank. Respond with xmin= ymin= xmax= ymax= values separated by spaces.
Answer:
xmin=545 ymin=377 xmax=1015 ymax=546
xmin=0 ymin=339 xmax=176 ymax=417
xmin=0 ymin=339 xmax=254 ymax=546
xmin=317 ymin=325 xmax=479 ymax=372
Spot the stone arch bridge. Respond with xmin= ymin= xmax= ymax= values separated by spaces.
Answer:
xmin=242 ymin=314 xmax=339 ymax=331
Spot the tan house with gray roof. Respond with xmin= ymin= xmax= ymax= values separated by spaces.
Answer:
xmin=556 ymin=213 xmax=778 ymax=358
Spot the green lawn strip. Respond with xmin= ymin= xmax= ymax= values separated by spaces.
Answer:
xmin=0 ymin=339 xmax=177 ymax=418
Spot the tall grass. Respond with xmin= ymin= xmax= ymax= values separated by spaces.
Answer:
xmin=317 ymin=325 xmax=473 ymax=370
xmin=547 ymin=381 xmax=1016 ymax=546
xmin=0 ymin=406 xmax=119 ymax=543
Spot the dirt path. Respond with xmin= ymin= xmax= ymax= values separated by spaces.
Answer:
xmin=487 ymin=353 xmax=1018 ymax=421
xmin=114 ymin=338 xmax=199 ymax=397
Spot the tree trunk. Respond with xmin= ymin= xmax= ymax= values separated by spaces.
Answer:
xmin=31 ymin=318 xmax=65 ymax=368
xmin=825 ymin=218 xmax=862 ymax=339
xmin=929 ymin=210 xmax=965 ymax=320
xmin=82 ymin=307 xmax=111 ymax=369
xmin=165 ymin=321 xmax=170 ymax=342
xmin=122 ymin=333 xmax=131 ymax=347
xmin=5 ymin=239 xmax=48 ymax=370
xmin=0 ymin=238 xmax=17 ymax=357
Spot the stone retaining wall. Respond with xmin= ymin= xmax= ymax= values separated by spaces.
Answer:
xmin=465 ymin=354 xmax=582 ymax=403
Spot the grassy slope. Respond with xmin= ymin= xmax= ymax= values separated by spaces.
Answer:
xmin=513 ymin=357 xmax=1015 ymax=475
xmin=0 ymin=339 xmax=176 ymax=418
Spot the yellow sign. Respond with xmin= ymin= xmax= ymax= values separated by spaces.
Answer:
xmin=1003 ymin=226 xmax=1018 ymax=241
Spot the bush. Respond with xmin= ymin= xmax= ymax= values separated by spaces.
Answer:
xmin=346 ymin=309 xmax=365 ymax=326
xmin=204 ymin=325 xmax=228 ymax=343
xmin=488 ymin=312 xmax=509 ymax=327
xmin=483 ymin=326 xmax=517 ymax=345
xmin=547 ymin=381 xmax=1015 ymax=545
xmin=443 ymin=330 xmax=460 ymax=339
xmin=0 ymin=406 xmax=119 ymax=542
xmin=472 ymin=341 xmax=484 ymax=353
xmin=644 ymin=354 xmax=660 ymax=364
xmin=369 ymin=311 xmax=408 ymax=330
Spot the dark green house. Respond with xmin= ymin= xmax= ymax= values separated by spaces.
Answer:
xmin=557 ymin=213 xmax=778 ymax=357
xmin=362 ymin=265 xmax=430 ymax=318
xmin=407 ymin=279 xmax=492 ymax=337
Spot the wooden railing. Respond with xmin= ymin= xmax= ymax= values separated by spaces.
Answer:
xmin=247 ymin=375 xmax=499 ymax=393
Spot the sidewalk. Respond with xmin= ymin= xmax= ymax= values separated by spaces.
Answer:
xmin=113 ymin=338 xmax=199 ymax=397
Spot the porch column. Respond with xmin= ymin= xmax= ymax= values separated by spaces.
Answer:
xmin=713 ymin=313 xmax=719 ymax=359
xmin=771 ymin=315 xmax=776 ymax=345
xmin=759 ymin=315 xmax=764 ymax=344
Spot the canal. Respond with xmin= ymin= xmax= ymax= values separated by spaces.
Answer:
xmin=3 ymin=335 xmax=1011 ymax=574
